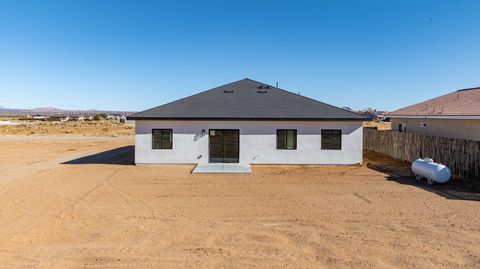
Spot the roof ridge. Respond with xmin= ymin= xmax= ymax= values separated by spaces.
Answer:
xmin=457 ymin=86 xmax=480 ymax=92
xmin=129 ymin=78 xmax=367 ymax=120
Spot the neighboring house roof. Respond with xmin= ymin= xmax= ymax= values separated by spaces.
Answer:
xmin=128 ymin=79 xmax=366 ymax=121
xmin=360 ymin=111 xmax=377 ymax=119
xmin=389 ymin=87 xmax=480 ymax=118
xmin=360 ymin=110 xmax=386 ymax=118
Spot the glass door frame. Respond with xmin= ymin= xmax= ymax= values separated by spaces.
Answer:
xmin=208 ymin=129 xmax=240 ymax=163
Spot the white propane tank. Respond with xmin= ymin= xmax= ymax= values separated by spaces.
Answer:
xmin=412 ymin=158 xmax=451 ymax=184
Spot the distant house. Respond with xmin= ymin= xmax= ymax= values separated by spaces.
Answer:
xmin=31 ymin=114 xmax=47 ymax=120
xmin=127 ymin=79 xmax=366 ymax=165
xmin=68 ymin=115 xmax=84 ymax=121
xmin=83 ymin=115 xmax=94 ymax=121
xmin=388 ymin=87 xmax=480 ymax=141
xmin=107 ymin=114 xmax=121 ymax=121
xmin=359 ymin=110 xmax=385 ymax=121
xmin=47 ymin=115 xmax=69 ymax=122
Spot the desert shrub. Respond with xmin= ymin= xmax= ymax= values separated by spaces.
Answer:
xmin=94 ymin=114 xmax=108 ymax=120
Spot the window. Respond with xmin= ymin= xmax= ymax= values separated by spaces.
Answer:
xmin=152 ymin=129 xmax=173 ymax=149
xmin=398 ymin=124 xmax=403 ymax=132
xmin=321 ymin=129 xmax=342 ymax=150
xmin=276 ymin=129 xmax=297 ymax=150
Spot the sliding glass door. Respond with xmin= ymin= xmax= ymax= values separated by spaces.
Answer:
xmin=209 ymin=129 xmax=239 ymax=163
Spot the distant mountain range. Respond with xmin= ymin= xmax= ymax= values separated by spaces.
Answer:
xmin=0 ymin=106 xmax=135 ymax=116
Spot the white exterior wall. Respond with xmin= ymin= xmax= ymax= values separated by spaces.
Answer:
xmin=134 ymin=120 xmax=363 ymax=165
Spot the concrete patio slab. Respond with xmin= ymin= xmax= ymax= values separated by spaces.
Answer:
xmin=192 ymin=163 xmax=252 ymax=174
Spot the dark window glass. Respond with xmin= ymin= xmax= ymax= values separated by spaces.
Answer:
xmin=398 ymin=124 xmax=403 ymax=132
xmin=321 ymin=129 xmax=341 ymax=150
xmin=276 ymin=129 xmax=297 ymax=150
xmin=152 ymin=129 xmax=173 ymax=149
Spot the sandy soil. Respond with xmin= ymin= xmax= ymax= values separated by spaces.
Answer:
xmin=0 ymin=120 xmax=134 ymax=136
xmin=363 ymin=121 xmax=391 ymax=130
xmin=0 ymin=136 xmax=479 ymax=268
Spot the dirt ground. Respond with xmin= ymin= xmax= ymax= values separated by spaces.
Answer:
xmin=0 ymin=120 xmax=134 ymax=136
xmin=0 ymin=136 xmax=479 ymax=268
xmin=363 ymin=121 xmax=391 ymax=130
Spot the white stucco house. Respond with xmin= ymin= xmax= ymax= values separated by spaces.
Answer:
xmin=127 ymin=79 xmax=366 ymax=165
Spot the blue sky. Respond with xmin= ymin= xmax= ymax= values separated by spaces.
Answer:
xmin=1 ymin=0 xmax=480 ymax=112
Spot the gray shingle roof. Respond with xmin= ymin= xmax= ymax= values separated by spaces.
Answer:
xmin=128 ymin=79 xmax=366 ymax=121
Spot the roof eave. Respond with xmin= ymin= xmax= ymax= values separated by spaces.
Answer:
xmin=388 ymin=115 xmax=480 ymax=119
xmin=127 ymin=116 xmax=367 ymax=121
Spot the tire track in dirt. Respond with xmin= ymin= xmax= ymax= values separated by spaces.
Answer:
xmin=106 ymin=176 xmax=156 ymax=217
xmin=65 ymin=170 xmax=119 ymax=214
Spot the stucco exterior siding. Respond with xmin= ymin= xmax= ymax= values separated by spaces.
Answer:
xmin=134 ymin=120 xmax=363 ymax=165
xmin=391 ymin=118 xmax=480 ymax=141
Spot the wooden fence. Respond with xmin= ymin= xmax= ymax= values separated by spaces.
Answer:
xmin=363 ymin=129 xmax=480 ymax=180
